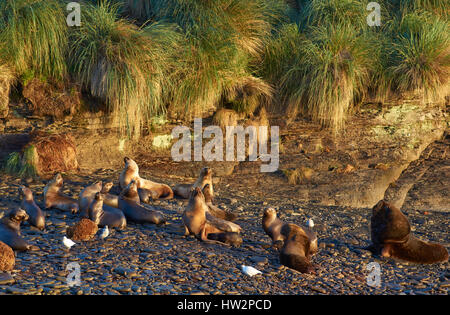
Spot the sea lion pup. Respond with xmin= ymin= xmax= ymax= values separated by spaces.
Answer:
xmin=279 ymin=223 xmax=318 ymax=274
xmin=0 ymin=241 xmax=15 ymax=271
xmin=118 ymin=180 xmax=165 ymax=224
xmin=137 ymin=187 xmax=159 ymax=204
xmin=0 ymin=208 xmax=38 ymax=251
xmin=100 ymin=182 xmax=120 ymax=208
xmin=66 ymin=218 xmax=98 ymax=241
xmin=44 ymin=173 xmax=79 ymax=214
xmin=119 ymin=157 xmax=174 ymax=200
xmin=202 ymin=184 xmax=237 ymax=221
xmin=370 ymin=200 xmax=448 ymax=264
xmin=19 ymin=185 xmax=45 ymax=230
xmin=174 ymin=167 xmax=213 ymax=199
xmin=182 ymin=187 xmax=243 ymax=245
xmin=89 ymin=192 xmax=126 ymax=230
xmin=78 ymin=181 xmax=103 ymax=218
xmin=262 ymin=208 xmax=285 ymax=245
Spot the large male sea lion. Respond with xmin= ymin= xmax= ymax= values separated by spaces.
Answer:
xmin=89 ymin=192 xmax=126 ymax=229
xmin=279 ymin=223 xmax=318 ymax=274
xmin=0 ymin=209 xmax=38 ymax=251
xmin=262 ymin=207 xmax=286 ymax=245
xmin=66 ymin=218 xmax=98 ymax=241
xmin=78 ymin=181 xmax=103 ymax=218
xmin=19 ymin=185 xmax=45 ymax=230
xmin=370 ymin=200 xmax=448 ymax=264
xmin=182 ymin=187 xmax=242 ymax=246
xmin=202 ymin=184 xmax=237 ymax=221
xmin=118 ymin=180 xmax=165 ymax=224
xmin=174 ymin=167 xmax=213 ymax=199
xmin=119 ymin=157 xmax=173 ymax=200
xmin=44 ymin=173 xmax=79 ymax=214
xmin=0 ymin=241 xmax=15 ymax=271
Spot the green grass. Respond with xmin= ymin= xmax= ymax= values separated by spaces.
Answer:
xmin=5 ymin=146 xmax=39 ymax=178
xmin=385 ymin=12 xmax=450 ymax=102
xmin=68 ymin=0 xmax=182 ymax=139
xmin=0 ymin=0 xmax=67 ymax=80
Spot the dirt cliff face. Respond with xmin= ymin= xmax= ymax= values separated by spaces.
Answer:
xmin=0 ymin=99 xmax=448 ymax=210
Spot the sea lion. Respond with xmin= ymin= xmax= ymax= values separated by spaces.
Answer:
xmin=0 ymin=208 xmax=38 ymax=251
xmin=279 ymin=223 xmax=318 ymax=274
xmin=118 ymin=180 xmax=165 ymax=224
xmin=44 ymin=173 xmax=79 ymax=214
xmin=202 ymin=184 xmax=237 ymax=221
xmin=100 ymin=182 xmax=119 ymax=208
xmin=207 ymin=232 xmax=243 ymax=247
xmin=19 ymin=185 xmax=45 ymax=230
xmin=78 ymin=181 xmax=103 ymax=218
xmin=66 ymin=218 xmax=98 ymax=241
xmin=89 ymin=192 xmax=126 ymax=229
xmin=119 ymin=157 xmax=173 ymax=200
xmin=174 ymin=167 xmax=213 ymax=199
xmin=0 ymin=241 xmax=15 ymax=271
xmin=370 ymin=200 xmax=448 ymax=264
xmin=262 ymin=208 xmax=285 ymax=245
xmin=137 ymin=188 xmax=159 ymax=204
xmin=182 ymin=187 xmax=242 ymax=245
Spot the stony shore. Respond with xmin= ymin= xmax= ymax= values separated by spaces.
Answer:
xmin=0 ymin=171 xmax=448 ymax=295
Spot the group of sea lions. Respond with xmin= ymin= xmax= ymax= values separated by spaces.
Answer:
xmin=0 ymin=157 xmax=448 ymax=278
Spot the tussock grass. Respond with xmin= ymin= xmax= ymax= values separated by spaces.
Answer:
xmin=68 ymin=1 xmax=182 ymax=139
xmin=5 ymin=146 xmax=39 ymax=179
xmin=0 ymin=0 xmax=67 ymax=79
xmin=386 ymin=12 xmax=450 ymax=102
xmin=279 ymin=24 xmax=379 ymax=132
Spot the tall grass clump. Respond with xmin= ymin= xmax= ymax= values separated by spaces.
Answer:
xmin=279 ymin=24 xmax=380 ymax=132
xmin=386 ymin=12 xmax=450 ymax=102
xmin=5 ymin=146 xmax=39 ymax=179
xmin=147 ymin=0 xmax=287 ymax=117
xmin=391 ymin=0 xmax=449 ymax=18
xmin=68 ymin=1 xmax=183 ymax=139
xmin=0 ymin=0 xmax=67 ymax=80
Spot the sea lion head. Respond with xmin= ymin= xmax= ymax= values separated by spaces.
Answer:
xmin=263 ymin=207 xmax=277 ymax=220
xmin=123 ymin=157 xmax=138 ymax=171
xmin=190 ymin=186 xmax=205 ymax=202
xmin=101 ymin=182 xmax=114 ymax=194
xmin=18 ymin=185 xmax=33 ymax=201
xmin=200 ymin=167 xmax=212 ymax=179
xmin=94 ymin=181 xmax=103 ymax=190
xmin=9 ymin=208 xmax=29 ymax=223
xmin=53 ymin=173 xmax=63 ymax=188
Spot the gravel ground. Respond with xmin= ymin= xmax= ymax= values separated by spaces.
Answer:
xmin=0 ymin=171 xmax=448 ymax=295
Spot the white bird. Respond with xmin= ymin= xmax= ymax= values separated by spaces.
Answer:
xmin=307 ymin=218 xmax=315 ymax=228
xmin=63 ymin=236 xmax=76 ymax=249
xmin=241 ymin=265 xmax=262 ymax=277
xmin=99 ymin=226 xmax=109 ymax=239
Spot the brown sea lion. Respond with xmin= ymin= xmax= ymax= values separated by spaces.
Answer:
xmin=19 ymin=185 xmax=45 ymax=230
xmin=78 ymin=181 xmax=103 ymax=218
xmin=279 ymin=223 xmax=318 ymax=274
xmin=370 ymin=200 xmax=448 ymax=264
xmin=0 ymin=241 xmax=15 ymax=271
xmin=174 ymin=167 xmax=213 ymax=199
xmin=202 ymin=184 xmax=237 ymax=222
xmin=44 ymin=173 xmax=79 ymax=214
xmin=66 ymin=218 xmax=98 ymax=241
xmin=88 ymin=192 xmax=126 ymax=229
xmin=100 ymin=182 xmax=119 ymax=208
xmin=137 ymin=188 xmax=159 ymax=204
xmin=118 ymin=180 xmax=165 ymax=224
xmin=119 ymin=157 xmax=173 ymax=200
xmin=207 ymin=232 xmax=243 ymax=247
xmin=0 ymin=208 xmax=38 ymax=251
xmin=262 ymin=208 xmax=286 ymax=245
xmin=182 ymin=187 xmax=242 ymax=245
